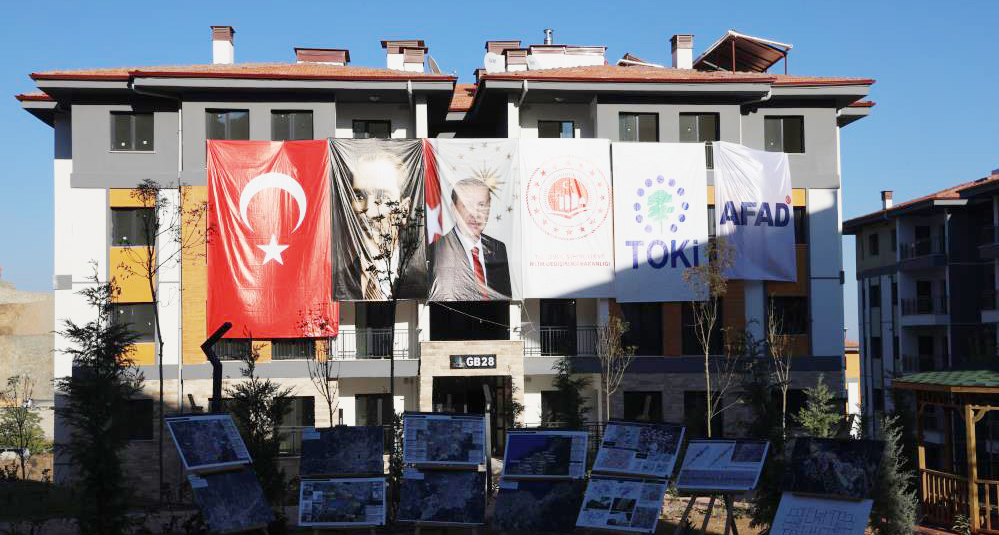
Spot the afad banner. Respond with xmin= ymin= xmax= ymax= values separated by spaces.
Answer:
xmin=520 ymin=139 xmax=614 ymax=298
xmin=329 ymin=139 xmax=427 ymax=301
xmin=612 ymin=143 xmax=709 ymax=302
xmin=713 ymin=141 xmax=796 ymax=282
xmin=425 ymin=139 xmax=520 ymax=301
xmin=207 ymin=140 xmax=338 ymax=338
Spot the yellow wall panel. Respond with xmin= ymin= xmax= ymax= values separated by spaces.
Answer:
xmin=723 ymin=280 xmax=746 ymax=333
xmin=845 ymin=352 xmax=860 ymax=379
xmin=792 ymin=188 xmax=806 ymax=207
xmin=181 ymin=186 xmax=209 ymax=365
xmin=129 ymin=343 xmax=156 ymax=366
xmin=766 ymin=246 xmax=810 ymax=296
xmin=663 ymin=303 xmax=682 ymax=356
xmin=255 ymin=341 xmax=272 ymax=363
xmin=110 ymin=247 xmax=154 ymax=302
xmin=788 ymin=335 xmax=810 ymax=357
xmin=109 ymin=188 xmax=155 ymax=208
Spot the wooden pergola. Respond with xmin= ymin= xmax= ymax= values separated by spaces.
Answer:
xmin=894 ymin=370 xmax=999 ymax=534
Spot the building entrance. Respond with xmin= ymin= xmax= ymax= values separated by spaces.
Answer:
xmin=432 ymin=375 xmax=512 ymax=456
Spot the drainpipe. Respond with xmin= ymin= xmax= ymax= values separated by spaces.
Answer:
xmin=739 ymin=87 xmax=772 ymax=112
xmin=517 ymin=80 xmax=529 ymax=107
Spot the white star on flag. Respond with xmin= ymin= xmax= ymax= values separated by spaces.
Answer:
xmin=257 ymin=234 xmax=289 ymax=265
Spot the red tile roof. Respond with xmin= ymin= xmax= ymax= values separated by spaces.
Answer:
xmin=479 ymin=65 xmax=874 ymax=86
xmin=449 ymin=83 xmax=476 ymax=111
xmin=30 ymin=63 xmax=455 ymax=82
xmin=15 ymin=91 xmax=53 ymax=102
xmin=844 ymin=172 xmax=999 ymax=230
xmin=848 ymin=100 xmax=875 ymax=108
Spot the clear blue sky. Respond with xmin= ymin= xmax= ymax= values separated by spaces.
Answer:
xmin=3 ymin=0 xmax=998 ymax=340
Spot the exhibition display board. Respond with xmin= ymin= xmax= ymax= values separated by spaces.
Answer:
xmin=299 ymin=426 xmax=384 ymax=477
xmin=398 ymin=468 xmax=487 ymax=526
xmin=675 ymin=439 xmax=770 ymax=492
xmin=771 ymin=492 xmax=874 ymax=535
xmin=188 ymin=467 xmax=275 ymax=534
xmin=492 ymin=479 xmax=586 ymax=533
xmin=501 ymin=429 xmax=588 ymax=479
xmin=402 ymin=412 xmax=487 ymax=467
xmin=575 ymin=476 xmax=669 ymax=534
xmin=593 ymin=421 xmax=685 ymax=479
xmin=298 ymin=478 xmax=387 ymax=527
xmin=165 ymin=414 xmax=252 ymax=472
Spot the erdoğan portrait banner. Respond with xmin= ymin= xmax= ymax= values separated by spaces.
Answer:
xmin=207 ymin=140 xmax=338 ymax=338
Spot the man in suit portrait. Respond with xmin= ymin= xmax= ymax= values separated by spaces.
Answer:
xmin=429 ymin=177 xmax=511 ymax=300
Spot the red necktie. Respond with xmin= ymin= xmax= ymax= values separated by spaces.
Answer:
xmin=471 ymin=246 xmax=488 ymax=299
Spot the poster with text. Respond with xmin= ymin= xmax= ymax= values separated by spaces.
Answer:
xmin=783 ymin=438 xmax=885 ymax=499
xmin=425 ymin=139 xmax=520 ymax=301
xmin=492 ymin=478 xmax=586 ymax=532
xmin=676 ymin=440 xmax=769 ymax=492
xmin=612 ymin=143 xmax=709 ymax=302
xmin=593 ymin=421 xmax=685 ymax=478
xmin=520 ymin=139 xmax=614 ymax=297
xmin=166 ymin=414 xmax=251 ymax=472
xmin=771 ymin=492 xmax=873 ymax=535
xmin=298 ymin=478 xmax=386 ymax=527
xmin=502 ymin=429 xmax=588 ymax=479
xmin=399 ymin=469 xmax=486 ymax=525
xmin=402 ymin=413 xmax=486 ymax=466
xmin=188 ymin=468 xmax=274 ymax=534
xmin=713 ymin=140 xmax=796 ymax=281
xmin=299 ymin=426 xmax=384 ymax=476
xmin=575 ymin=476 xmax=667 ymax=534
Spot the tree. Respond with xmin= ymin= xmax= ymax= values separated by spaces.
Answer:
xmin=55 ymin=276 xmax=144 ymax=535
xmin=682 ymin=238 xmax=736 ymax=437
xmin=548 ymin=358 xmax=591 ymax=429
xmin=765 ymin=299 xmax=794 ymax=432
xmin=647 ymin=190 xmax=675 ymax=233
xmin=596 ymin=316 xmax=636 ymax=421
xmin=793 ymin=374 xmax=840 ymax=438
xmin=0 ymin=375 xmax=49 ymax=479
xmin=869 ymin=415 xmax=918 ymax=535
xmin=117 ymin=180 xmax=209 ymax=501
xmin=225 ymin=346 xmax=294 ymax=504
xmin=741 ymin=358 xmax=787 ymax=529
xmin=299 ymin=312 xmax=341 ymax=426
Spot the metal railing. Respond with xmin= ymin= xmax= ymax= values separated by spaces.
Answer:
xmin=523 ymin=326 xmax=598 ymax=357
xmin=900 ymin=236 xmax=946 ymax=259
xmin=901 ymin=354 xmax=941 ymax=374
xmin=901 ymin=296 xmax=949 ymax=316
xmin=334 ymin=328 xmax=417 ymax=360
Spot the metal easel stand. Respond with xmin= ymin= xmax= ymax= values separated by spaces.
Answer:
xmin=673 ymin=493 xmax=740 ymax=535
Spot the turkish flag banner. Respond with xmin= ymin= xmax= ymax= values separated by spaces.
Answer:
xmin=207 ymin=140 xmax=338 ymax=338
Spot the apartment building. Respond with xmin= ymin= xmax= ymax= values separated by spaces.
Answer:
xmin=18 ymin=26 xmax=874 ymax=494
xmin=844 ymin=170 xmax=999 ymax=442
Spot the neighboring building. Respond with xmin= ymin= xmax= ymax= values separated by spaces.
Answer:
xmin=844 ymin=338 xmax=861 ymax=421
xmin=18 ymin=26 xmax=874 ymax=496
xmin=844 ymin=170 xmax=999 ymax=438
xmin=0 ymin=281 xmax=54 ymax=440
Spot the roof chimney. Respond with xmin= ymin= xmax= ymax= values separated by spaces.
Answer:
xmin=544 ymin=28 xmax=554 ymax=45
xmin=295 ymin=48 xmax=349 ymax=66
xmin=881 ymin=190 xmax=893 ymax=210
xmin=211 ymin=26 xmax=235 ymax=65
xmin=671 ymin=34 xmax=693 ymax=69
xmin=381 ymin=39 xmax=426 ymax=71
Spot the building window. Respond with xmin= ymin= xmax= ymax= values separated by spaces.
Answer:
xmin=707 ymin=206 xmax=717 ymax=237
xmin=619 ymin=303 xmax=663 ymax=356
xmin=271 ymin=339 xmax=316 ymax=360
xmin=869 ymin=284 xmax=881 ymax=310
xmin=891 ymin=229 xmax=897 ymax=252
xmin=794 ymin=206 xmax=807 ymax=244
xmin=111 ymin=207 xmax=154 ymax=247
xmin=111 ymin=112 xmax=154 ymax=151
xmin=768 ymin=296 xmax=808 ymax=335
xmin=623 ymin=391 xmax=663 ymax=422
xmin=891 ymin=282 xmax=898 ymax=306
xmin=125 ymin=399 xmax=154 ymax=440
xmin=541 ymin=390 xmax=571 ymax=426
xmin=873 ymin=388 xmax=884 ymax=412
xmin=356 ymin=393 xmax=393 ymax=426
xmin=282 ymin=396 xmax=316 ymax=427
xmin=764 ymin=116 xmax=804 ymax=153
xmin=540 ymin=299 xmax=578 ymax=356
xmin=679 ymin=113 xmax=719 ymax=168
xmin=682 ymin=301 xmax=724 ymax=355
xmin=352 ymin=120 xmax=391 ymax=139
xmin=538 ymin=120 xmax=575 ymax=139
xmin=869 ymin=233 xmax=880 ymax=256
xmin=215 ymin=338 xmax=252 ymax=361
xmin=870 ymin=336 xmax=883 ymax=360
xmin=111 ymin=303 xmax=155 ymax=343
xmin=271 ymin=111 xmax=314 ymax=141
xmin=684 ymin=391 xmax=723 ymax=438
xmin=619 ymin=113 xmax=658 ymax=142
xmin=206 ymin=110 xmax=249 ymax=140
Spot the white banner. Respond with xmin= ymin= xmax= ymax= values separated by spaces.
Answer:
xmin=520 ymin=139 xmax=614 ymax=297
xmin=612 ymin=143 xmax=709 ymax=302
xmin=713 ymin=141 xmax=796 ymax=281
xmin=427 ymin=139 xmax=520 ymax=301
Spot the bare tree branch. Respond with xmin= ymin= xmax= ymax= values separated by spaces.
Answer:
xmin=596 ymin=316 xmax=637 ymax=421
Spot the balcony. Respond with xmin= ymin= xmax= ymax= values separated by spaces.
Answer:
xmin=980 ymin=226 xmax=999 ymax=259
xmin=523 ymin=326 xmax=598 ymax=358
xmin=983 ymin=290 xmax=999 ymax=323
xmin=333 ymin=328 xmax=418 ymax=360
xmin=900 ymin=354 xmax=942 ymax=375
xmin=901 ymin=296 xmax=949 ymax=326
xmin=899 ymin=236 xmax=947 ymax=270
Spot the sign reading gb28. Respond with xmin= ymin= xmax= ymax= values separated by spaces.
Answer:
xmin=450 ymin=354 xmax=497 ymax=369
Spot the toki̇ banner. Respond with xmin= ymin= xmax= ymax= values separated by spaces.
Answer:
xmin=612 ymin=143 xmax=709 ymax=302
xmin=713 ymin=141 xmax=796 ymax=281
xmin=520 ymin=139 xmax=614 ymax=298
xmin=425 ymin=139 xmax=521 ymax=301
xmin=207 ymin=140 xmax=338 ymax=338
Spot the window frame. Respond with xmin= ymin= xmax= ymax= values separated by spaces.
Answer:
xmin=206 ymin=109 xmax=250 ymax=140
xmin=537 ymin=120 xmax=576 ymax=139
xmin=764 ymin=115 xmax=805 ymax=153
xmin=271 ymin=110 xmax=314 ymax=141
xmin=124 ymin=398 xmax=154 ymax=441
xmin=793 ymin=206 xmax=808 ymax=244
xmin=679 ymin=112 xmax=720 ymax=169
xmin=214 ymin=338 xmax=252 ymax=361
xmin=110 ymin=207 xmax=155 ymax=247
xmin=110 ymin=111 xmax=154 ymax=152
xmin=869 ymin=232 xmax=880 ymax=256
xmin=767 ymin=296 xmax=809 ymax=335
xmin=352 ymin=120 xmax=392 ymax=139
xmin=271 ymin=338 xmax=317 ymax=360
xmin=623 ymin=391 xmax=664 ymax=422
xmin=618 ymin=112 xmax=659 ymax=142
xmin=111 ymin=303 xmax=156 ymax=343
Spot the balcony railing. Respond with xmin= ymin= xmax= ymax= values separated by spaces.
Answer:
xmin=901 ymin=354 xmax=941 ymax=375
xmin=523 ymin=326 xmax=598 ymax=357
xmin=900 ymin=236 xmax=946 ymax=260
xmin=334 ymin=328 xmax=417 ymax=360
xmin=901 ymin=296 xmax=948 ymax=316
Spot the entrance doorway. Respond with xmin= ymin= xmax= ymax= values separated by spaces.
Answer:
xmin=432 ymin=376 xmax=512 ymax=456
